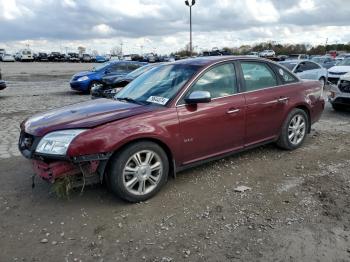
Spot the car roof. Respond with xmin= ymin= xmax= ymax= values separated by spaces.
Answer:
xmin=169 ymin=56 xmax=274 ymax=67
xmin=109 ymin=60 xmax=146 ymax=64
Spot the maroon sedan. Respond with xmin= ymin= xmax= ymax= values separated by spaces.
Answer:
xmin=19 ymin=57 xmax=324 ymax=202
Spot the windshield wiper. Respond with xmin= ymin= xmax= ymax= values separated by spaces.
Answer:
xmin=116 ymin=97 xmax=147 ymax=105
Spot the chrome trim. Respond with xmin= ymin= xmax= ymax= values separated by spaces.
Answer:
xmin=226 ymin=109 xmax=240 ymax=114
xmin=277 ymin=97 xmax=289 ymax=103
xmin=174 ymin=58 xmax=301 ymax=108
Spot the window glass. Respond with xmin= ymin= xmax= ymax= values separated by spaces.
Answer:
xmin=116 ymin=64 xmax=199 ymax=105
xmin=110 ymin=63 xmax=128 ymax=72
xmin=241 ymin=62 xmax=277 ymax=91
xmin=187 ymin=63 xmax=236 ymax=99
xmin=304 ymin=61 xmax=320 ymax=70
xmin=128 ymin=63 xmax=142 ymax=71
xmin=274 ymin=65 xmax=298 ymax=83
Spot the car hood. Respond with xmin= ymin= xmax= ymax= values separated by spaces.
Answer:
xmin=340 ymin=72 xmax=350 ymax=81
xmin=73 ymin=71 xmax=95 ymax=78
xmin=328 ymin=66 xmax=350 ymax=73
xmin=23 ymin=99 xmax=156 ymax=137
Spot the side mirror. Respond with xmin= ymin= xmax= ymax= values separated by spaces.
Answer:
xmin=184 ymin=91 xmax=211 ymax=104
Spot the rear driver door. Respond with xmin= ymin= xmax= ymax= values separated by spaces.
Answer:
xmin=239 ymin=61 xmax=290 ymax=146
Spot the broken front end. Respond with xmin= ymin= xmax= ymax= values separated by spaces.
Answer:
xmin=18 ymin=130 xmax=110 ymax=187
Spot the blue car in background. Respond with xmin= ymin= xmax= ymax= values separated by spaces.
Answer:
xmin=95 ymin=55 xmax=109 ymax=63
xmin=70 ymin=61 xmax=147 ymax=92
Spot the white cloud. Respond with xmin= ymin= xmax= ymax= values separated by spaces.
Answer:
xmin=0 ymin=0 xmax=34 ymax=20
xmin=92 ymin=24 xmax=115 ymax=35
xmin=0 ymin=0 xmax=349 ymax=54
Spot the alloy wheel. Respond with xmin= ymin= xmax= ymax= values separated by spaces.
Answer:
xmin=122 ymin=150 xmax=163 ymax=196
xmin=288 ymin=114 xmax=306 ymax=145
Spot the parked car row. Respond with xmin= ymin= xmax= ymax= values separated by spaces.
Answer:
xmin=279 ymin=60 xmax=328 ymax=88
xmin=91 ymin=63 xmax=164 ymax=99
xmin=0 ymin=50 xmax=111 ymax=63
xmin=70 ymin=60 xmax=147 ymax=93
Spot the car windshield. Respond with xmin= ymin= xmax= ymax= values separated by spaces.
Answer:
xmin=280 ymin=62 xmax=297 ymax=70
xmin=126 ymin=64 xmax=157 ymax=78
xmin=115 ymin=64 xmax=200 ymax=106
xmin=91 ymin=62 xmax=111 ymax=72
xmin=337 ymin=59 xmax=350 ymax=66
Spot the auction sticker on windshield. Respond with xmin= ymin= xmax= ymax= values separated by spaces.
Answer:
xmin=147 ymin=96 xmax=169 ymax=105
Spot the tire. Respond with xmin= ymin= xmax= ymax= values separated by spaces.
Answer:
xmin=88 ymin=81 xmax=101 ymax=94
xmin=107 ymin=141 xmax=169 ymax=203
xmin=318 ymin=77 xmax=326 ymax=89
xmin=277 ymin=108 xmax=309 ymax=150
xmin=332 ymin=103 xmax=344 ymax=111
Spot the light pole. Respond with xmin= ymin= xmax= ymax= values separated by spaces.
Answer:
xmin=185 ymin=0 xmax=195 ymax=56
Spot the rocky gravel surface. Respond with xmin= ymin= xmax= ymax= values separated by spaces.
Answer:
xmin=0 ymin=62 xmax=350 ymax=262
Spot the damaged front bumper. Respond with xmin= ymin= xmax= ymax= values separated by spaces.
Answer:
xmin=32 ymin=159 xmax=99 ymax=183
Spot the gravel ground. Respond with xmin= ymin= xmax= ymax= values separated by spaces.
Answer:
xmin=0 ymin=62 xmax=350 ymax=262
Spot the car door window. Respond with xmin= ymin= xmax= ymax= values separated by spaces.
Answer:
xmin=128 ymin=63 xmax=142 ymax=71
xmin=240 ymin=62 xmax=278 ymax=91
xmin=186 ymin=63 xmax=237 ymax=99
xmin=305 ymin=61 xmax=320 ymax=70
xmin=110 ymin=63 xmax=128 ymax=73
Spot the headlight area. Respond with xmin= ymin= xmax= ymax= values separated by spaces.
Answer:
xmin=77 ymin=75 xmax=89 ymax=82
xmin=30 ymin=129 xmax=112 ymax=185
xmin=35 ymin=129 xmax=87 ymax=156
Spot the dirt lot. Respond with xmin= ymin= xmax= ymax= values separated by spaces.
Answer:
xmin=0 ymin=62 xmax=350 ymax=262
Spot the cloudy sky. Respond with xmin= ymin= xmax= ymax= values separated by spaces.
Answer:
xmin=0 ymin=0 xmax=350 ymax=55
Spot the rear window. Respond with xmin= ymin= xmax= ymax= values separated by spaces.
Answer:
xmin=273 ymin=65 xmax=299 ymax=84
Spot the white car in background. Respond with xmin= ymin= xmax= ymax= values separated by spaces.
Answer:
xmin=279 ymin=60 xmax=328 ymax=88
xmin=259 ymin=50 xmax=275 ymax=57
xmin=328 ymin=72 xmax=350 ymax=110
xmin=327 ymin=58 xmax=350 ymax=85
xmin=18 ymin=49 xmax=34 ymax=62
xmin=247 ymin=52 xmax=259 ymax=57
xmin=2 ymin=54 xmax=15 ymax=62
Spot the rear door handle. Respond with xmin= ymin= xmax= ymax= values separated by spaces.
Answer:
xmin=227 ymin=108 xmax=240 ymax=114
xmin=277 ymin=97 xmax=289 ymax=103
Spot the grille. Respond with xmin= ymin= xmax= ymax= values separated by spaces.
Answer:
xmin=329 ymin=72 xmax=347 ymax=76
xmin=328 ymin=77 xmax=340 ymax=85
xmin=339 ymin=80 xmax=350 ymax=93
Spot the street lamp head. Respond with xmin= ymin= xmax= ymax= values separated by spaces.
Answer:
xmin=185 ymin=0 xmax=195 ymax=6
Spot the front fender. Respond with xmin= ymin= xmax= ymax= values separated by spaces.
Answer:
xmin=67 ymin=108 xmax=181 ymax=163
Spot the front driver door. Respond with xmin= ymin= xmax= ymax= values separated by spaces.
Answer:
xmin=176 ymin=63 xmax=246 ymax=165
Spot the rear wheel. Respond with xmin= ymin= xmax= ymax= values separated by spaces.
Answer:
xmin=277 ymin=109 xmax=308 ymax=150
xmin=107 ymin=141 xmax=169 ymax=202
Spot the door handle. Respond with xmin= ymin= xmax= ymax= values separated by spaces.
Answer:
xmin=227 ymin=108 xmax=240 ymax=114
xmin=277 ymin=97 xmax=289 ymax=103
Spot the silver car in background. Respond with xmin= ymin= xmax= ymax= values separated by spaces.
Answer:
xmin=279 ymin=60 xmax=328 ymax=88
xmin=328 ymin=72 xmax=350 ymax=111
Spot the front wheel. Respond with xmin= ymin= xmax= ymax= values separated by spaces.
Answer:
xmin=277 ymin=109 xmax=308 ymax=150
xmin=88 ymin=81 xmax=101 ymax=94
xmin=107 ymin=141 xmax=169 ymax=202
